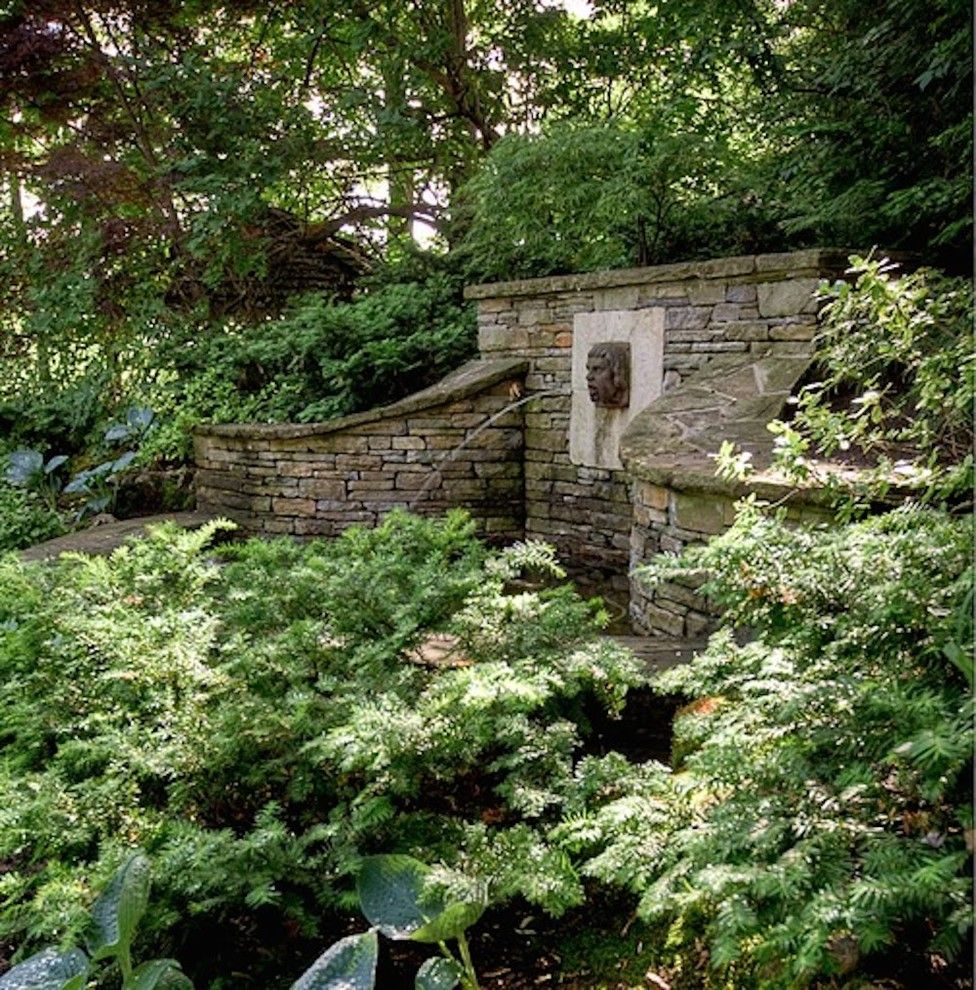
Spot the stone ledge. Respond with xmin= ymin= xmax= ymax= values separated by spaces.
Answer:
xmin=464 ymin=249 xmax=862 ymax=301
xmin=196 ymin=358 xmax=528 ymax=440
xmin=620 ymin=351 xmax=818 ymax=502
xmin=620 ymin=351 xmax=918 ymax=505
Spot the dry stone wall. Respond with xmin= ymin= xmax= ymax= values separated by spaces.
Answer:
xmin=195 ymin=359 xmax=527 ymax=543
xmin=194 ymin=249 xmax=856 ymax=639
xmin=465 ymin=249 xmax=851 ymax=602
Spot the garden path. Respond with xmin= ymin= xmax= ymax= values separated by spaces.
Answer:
xmin=19 ymin=511 xmax=217 ymax=562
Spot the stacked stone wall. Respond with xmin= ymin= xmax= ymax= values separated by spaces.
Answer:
xmin=466 ymin=249 xmax=850 ymax=601
xmin=195 ymin=360 xmax=527 ymax=542
xmin=194 ymin=248 xmax=857 ymax=640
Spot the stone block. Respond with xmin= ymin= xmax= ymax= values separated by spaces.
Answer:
xmin=769 ymin=323 xmax=817 ymax=341
xmin=517 ymin=306 xmax=549 ymax=326
xmin=595 ymin=286 xmax=639 ymax=310
xmin=689 ymin=341 xmax=749 ymax=352
xmin=699 ymin=255 xmax=756 ymax=278
xmin=261 ymin=517 xmax=296 ymax=534
xmin=640 ymin=482 xmax=670 ymax=511
xmin=757 ymin=278 xmax=819 ymax=318
xmin=710 ymin=303 xmax=747 ymax=323
xmin=643 ymin=603 xmax=686 ymax=638
xmin=723 ymin=321 xmax=769 ymax=341
xmin=392 ymin=436 xmax=427 ymax=450
xmin=479 ymin=326 xmax=529 ymax=351
xmin=298 ymin=478 xmax=346 ymax=500
xmin=525 ymin=429 xmax=566 ymax=453
xmin=726 ymin=283 xmax=758 ymax=303
xmin=672 ymin=493 xmax=727 ymax=535
xmin=478 ymin=298 xmax=513 ymax=313
xmin=271 ymin=497 xmax=317 ymax=516
xmin=686 ymin=281 xmax=727 ymax=305
xmin=665 ymin=306 xmax=711 ymax=330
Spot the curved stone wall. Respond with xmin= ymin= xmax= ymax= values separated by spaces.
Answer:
xmin=195 ymin=248 xmax=865 ymax=636
xmin=195 ymin=358 xmax=528 ymax=542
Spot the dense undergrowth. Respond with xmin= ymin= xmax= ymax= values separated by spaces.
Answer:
xmin=0 ymin=504 xmax=971 ymax=989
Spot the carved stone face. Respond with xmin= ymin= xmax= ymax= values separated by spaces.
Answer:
xmin=586 ymin=342 xmax=630 ymax=408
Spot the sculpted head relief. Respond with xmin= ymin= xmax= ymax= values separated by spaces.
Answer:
xmin=586 ymin=342 xmax=631 ymax=408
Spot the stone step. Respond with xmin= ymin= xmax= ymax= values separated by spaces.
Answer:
xmin=609 ymin=635 xmax=706 ymax=672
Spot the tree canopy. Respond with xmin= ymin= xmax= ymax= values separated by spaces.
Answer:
xmin=0 ymin=0 xmax=970 ymax=457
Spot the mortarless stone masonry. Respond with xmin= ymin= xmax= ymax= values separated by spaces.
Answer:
xmin=465 ymin=249 xmax=852 ymax=611
xmin=195 ymin=359 xmax=528 ymax=543
xmin=195 ymin=249 xmax=858 ymax=637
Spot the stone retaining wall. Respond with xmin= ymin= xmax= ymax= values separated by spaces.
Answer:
xmin=195 ymin=359 xmax=527 ymax=542
xmin=465 ymin=249 xmax=851 ymax=596
xmin=194 ymin=248 xmax=860 ymax=638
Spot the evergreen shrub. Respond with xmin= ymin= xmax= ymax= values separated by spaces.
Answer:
xmin=554 ymin=504 xmax=973 ymax=988
xmin=0 ymin=512 xmax=644 ymax=986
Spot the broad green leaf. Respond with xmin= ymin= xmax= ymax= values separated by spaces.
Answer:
xmin=5 ymin=449 xmax=43 ymax=487
xmin=0 ymin=948 xmax=88 ymax=990
xmin=87 ymin=852 xmax=151 ymax=961
xmin=63 ymin=475 xmax=90 ymax=494
xmin=44 ymin=456 xmax=68 ymax=474
xmin=291 ymin=931 xmax=378 ymax=990
xmin=127 ymin=406 xmax=155 ymax=431
xmin=415 ymin=956 xmax=462 ymax=990
xmin=356 ymin=855 xmax=429 ymax=938
xmin=410 ymin=901 xmax=485 ymax=944
xmin=129 ymin=960 xmax=194 ymax=990
xmin=111 ymin=451 xmax=137 ymax=473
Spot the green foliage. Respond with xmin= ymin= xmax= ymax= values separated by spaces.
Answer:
xmin=459 ymin=122 xmax=776 ymax=281
xmin=0 ymin=482 xmax=66 ymax=552
xmin=292 ymin=853 xmax=483 ymax=990
xmin=601 ymin=504 xmax=974 ymax=987
xmin=0 ymin=512 xmax=646 ymax=987
xmin=291 ymin=933 xmax=378 ymax=990
xmin=294 ymin=853 xmax=483 ymax=990
xmin=142 ymin=275 xmax=475 ymax=462
xmin=767 ymin=257 xmax=974 ymax=510
xmin=0 ymin=854 xmax=192 ymax=990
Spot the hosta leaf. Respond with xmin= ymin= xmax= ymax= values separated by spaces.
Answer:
xmin=87 ymin=852 xmax=151 ymax=961
xmin=291 ymin=931 xmax=378 ymax=990
xmin=129 ymin=960 xmax=194 ymax=990
xmin=0 ymin=948 xmax=89 ymax=990
xmin=357 ymin=855 xmax=429 ymax=938
xmin=111 ymin=451 xmax=137 ymax=473
xmin=127 ymin=406 xmax=155 ymax=431
xmin=5 ymin=449 xmax=43 ymax=486
xmin=415 ymin=956 xmax=462 ymax=990
xmin=410 ymin=902 xmax=485 ymax=944
xmin=104 ymin=424 xmax=131 ymax=442
xmin=44 ymin=456 xmax=68 ymax=474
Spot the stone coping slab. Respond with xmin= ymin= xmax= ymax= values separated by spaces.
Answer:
xmin=620 ymin=352 xmax=919 ymax=505
xmin=196 ymin=358 xmax=528 ymax=440
xmin=620 ymin=351 xmax=827 ymax=503
xmin=464 ymin=248 xmax=863 ymax=300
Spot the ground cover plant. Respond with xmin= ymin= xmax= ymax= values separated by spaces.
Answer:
xmin=611 ymin=505 xmax=973 ymax=988
xmin=0 ymin=511 xmax=652 ymax=987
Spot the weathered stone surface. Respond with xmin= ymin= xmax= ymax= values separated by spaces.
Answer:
xmin=757 ymin=279 xmax=820 ymax=318
xmin=672 ymin=492 xmax=728 ymax=534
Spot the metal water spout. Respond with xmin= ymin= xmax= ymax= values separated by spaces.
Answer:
xmin=408 ymin=388 xmax=564 ymax=509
